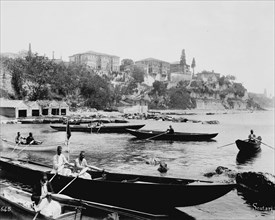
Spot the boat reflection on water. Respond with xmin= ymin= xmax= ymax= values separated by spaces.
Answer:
xmin=236 ymin=149 xmax=261 ymax=165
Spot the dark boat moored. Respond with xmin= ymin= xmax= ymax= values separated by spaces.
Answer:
xmin=0 ymin=156 xmax=235 ymax=216
xmin=127 ymin=129 xmax=218 ymax=141
xmin=50 ymin=125 xmax=92 ymax=132
xmin=235 ymin=139 xmax=261 ymax=153
xmin=92 ymin=124 xmax=145 ymax=133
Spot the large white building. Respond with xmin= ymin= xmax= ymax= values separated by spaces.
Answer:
xmin=69 ymin=51 xmax=120 ymax=72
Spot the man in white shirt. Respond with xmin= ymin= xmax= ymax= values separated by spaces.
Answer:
xmin=73 ymin=151 xmax=92 ymax=179
xmin=52 ymin=146 xmax=72 ymax=176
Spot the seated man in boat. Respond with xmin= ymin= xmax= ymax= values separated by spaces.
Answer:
xmin=73 ymin=151 xmax=92 ymax=179
xmin=15 ymin=132 xmax=25 ymax=144
xmin=51 ymin=146 xmax=72 ymax=176
xmin=25 ymin=132 xmax=40 ymax=145
xmin=31 ymin=172 xmax=61 ymax=218
xmin=248 ymin=130 xmax=257 ymax=142
xmin=166 ymin=125 xmax=175 ymax=134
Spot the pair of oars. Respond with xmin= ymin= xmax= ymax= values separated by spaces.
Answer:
xmin=217 ymin=139 xmax=274 ymax=150
xmin=33 ymin=167 xmax=89 ymax=220
xmin=137 ymin=131 xmax=168 ymax=142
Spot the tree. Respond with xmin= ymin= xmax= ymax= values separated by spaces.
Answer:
xmin=120 ymin=59 xmax=134 ymax=71
xmin=80 ymin=73 xmax=112 ymax=109
xmin=150 ymin=81 xmax=167 ymax=96
xmin=191 ymin=58 xmax=196 ymax=76
xmin=131 ymin=65 xmax=145 ymax=83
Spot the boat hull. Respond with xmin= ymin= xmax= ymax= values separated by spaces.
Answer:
xmin=92 ymin=124 xmax=145 ymax=133
xmin=50 ymin=125 xmax=92 ymax=132
xmin=1 ymin=139 xmax=58 ymax=152
xmin=0 ymin=157 xmax=235 ymax=215
xmin=0 ymin=185 xmax=80 ymax=220
xmin=127 ymin=129 xmax=218 ymax=141
xmin=235 ymin=139 xmax=261 ymax=153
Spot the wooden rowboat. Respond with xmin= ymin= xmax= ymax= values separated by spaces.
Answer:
xmin=127 ymin=129 xmax=218 ymax=141
xmin=0 ymin=185 xmax=81 ymax=220
xmin=235 ymin=139 xmax=261 ymax=153
xmin=91 ymin=124 xmax=145 ymax=133
xmin=50 ymin=125 xmax=92 ymax=132
xmin=1 ymin=138 xmax=59 ymax=152
xmin=0 ymin=156 xmax=235 ymax=216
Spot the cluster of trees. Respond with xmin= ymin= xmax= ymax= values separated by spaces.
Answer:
xmin=2 ymin=54 xmax=144 ymax=109
xmin=149 ymin=80 xmax=196 ymax=109
xmin=2 ymin=54 xmax=257 ymax=110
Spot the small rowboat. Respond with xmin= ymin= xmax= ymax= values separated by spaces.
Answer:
xmin=1 ymin=138 xmax=59 ymax=152
xmin=235 ymin=139 xmax=261 ymax=153
xmin=50 ymin=125 xmax=92 ymax=132
xmin=91 ymin=124 xmax=145 ymax=133
xmin=126 ymin=129 xmax=218 ymax=141
xmin=0 ymin=185 xmax=82 ymax=220
xmin=0 ymin=156 xmax=235 ymax=216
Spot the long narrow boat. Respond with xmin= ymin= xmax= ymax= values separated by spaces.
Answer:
xmin=235 ymin=139 xmax=261 ymax=153
xmin=0 ymin=185 xmax=81 ymax=220
xmin=0 ymin=156 xmax=235 ymax=216
xmin=91 ymin=124 xmax=145 ymax=133
xmin=1 ymin=138 xmax=58 ymax=152
xmin=50 ymin=125 xmax=92 ymax=132
xmin=126 ymin=129 xmax=218 ymax=141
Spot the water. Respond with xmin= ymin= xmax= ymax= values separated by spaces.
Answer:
xmin=0 ymin=110 xmax=274 ymax=219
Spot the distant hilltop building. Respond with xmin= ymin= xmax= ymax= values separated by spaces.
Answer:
xmin=168 ymin=49 xmax=192 ymax=88
xmin=135 ymin=58 xmax=170 ymax=86
xmin=69 ymin=51 xmax=120 ymax=72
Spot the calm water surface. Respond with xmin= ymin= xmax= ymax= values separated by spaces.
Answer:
xmin=0 ymin=110 xmax=274 ymax=219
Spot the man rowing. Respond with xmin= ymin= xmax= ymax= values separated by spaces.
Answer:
xmin=166 ymin=125 xmax=175 ymax=134
xmin=15 ymin=132 xmax=25 ymax=144
xmin=31 ymin=172 xmax=61 ymax=218
xmin=51 ymin=146 xmax=72 ymax=176
xmin=248 ymin=129 xmax=257 ymax=142
xmin=72 ymin=151 xmax=92 ymax=179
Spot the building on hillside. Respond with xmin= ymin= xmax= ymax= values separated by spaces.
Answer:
xmin=117 ymin=94 xmax=150 ymax=114
xmin=69 ymin=51 xmax=120 ymax=72
xmin=0 ymin=99 xmax=69 ymax=118
xmin=168 ymin=49 xmax=192 ymax=88
xmin=196 ymin=71 xmax=220 ymax=83
xmin=135 ymin=58 xmax=170 ymax=85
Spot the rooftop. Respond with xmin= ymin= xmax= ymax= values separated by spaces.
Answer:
xmin=135 ymin=58 xmax=170 ymax=64
xmin=70 ymin=50 xmax=119 ymax=58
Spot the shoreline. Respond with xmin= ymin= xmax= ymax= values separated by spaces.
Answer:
xmin=0 ymin=108 xmax=273 ymax=124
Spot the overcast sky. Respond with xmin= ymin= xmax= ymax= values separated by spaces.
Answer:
xmin=1 ymin=1 xmax=274 ymax=95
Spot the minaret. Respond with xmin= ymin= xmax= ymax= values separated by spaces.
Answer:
xmin=52 ymin=51 xmax=55 ymax=60
xmin=28 ymin=43 xmax=32 ymax=57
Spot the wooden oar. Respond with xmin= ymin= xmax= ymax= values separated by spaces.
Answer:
xmin=88 ymin=165 xmax=104 ymax=172
xmin=57 ymin=167 xmax=89 ymax=194
xmin=17 ymin=144 xmax=31 ymax=154
xmin=260 ymin=141 xmax=274 ymax=150
xmin=11 ymin=143 xmax=19 ymax=153
xmin=143 ymin=131 xmax=168 ymax=141
xmin=217 ymin=139 xmax=249 ymax=149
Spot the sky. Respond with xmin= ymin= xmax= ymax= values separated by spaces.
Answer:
xmin=1 ymin=1 xmax=274 ymax=95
